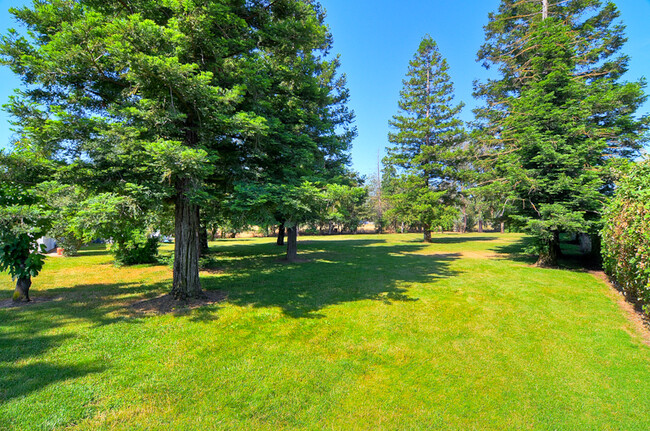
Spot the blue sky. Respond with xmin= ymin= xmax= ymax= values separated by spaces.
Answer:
xmin=1 ymin=0 xmax=649 ymax=178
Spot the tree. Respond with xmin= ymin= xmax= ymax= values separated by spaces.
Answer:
xmin=474 ymin=0 xmax=648 ymax=266
xmin=386 ymin=36 xmax=465 ymax=241
xmin=226 ymin=5 xmax=356 ymax=258
xmin=322 ymin=183 xmax=367 ymax=234
xmin=1 ymin=0 xmax=340 ymax=298
xmin=0 ymin=182 xmax=49 ymax=302
xmin=230 ymin=182 xmax=325 ymax=262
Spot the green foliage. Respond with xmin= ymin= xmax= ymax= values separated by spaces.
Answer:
xmin=111 ymin=234 xmax=159 ymax=266
xmin=0 ymin=182 xmax=50 ymax=282
xmin=0 ymin=0 xmax=353 ymax=292
xmin=385 ymin=36 xmax=465 ymax=234
xmin=322 ymin=183 xmax=367 ymax=233
xmin=231 ymin=181 xmax=326 ymax=229
xmin=474 ymin=1 xmax=648 ymax=264
xmin=63 ymin=192 xmax=159 ymax=265
xmin=385 ymin=174 xmax=458 ymax=232
xmin=602 ymin=161 xmax=650 ymax=312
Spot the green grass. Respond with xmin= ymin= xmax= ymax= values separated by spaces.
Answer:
xmin=1 ymin=233 xmax=650 ymax=430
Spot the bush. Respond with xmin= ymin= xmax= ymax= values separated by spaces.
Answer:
xmin=111 ymin=235 xmax=159 ymax=266
xmin=602 ymin=161 xmax=650 ymax=312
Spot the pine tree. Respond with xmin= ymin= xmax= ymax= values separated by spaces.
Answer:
xmin=386 ymin=36 xmax=465 ymax=241
xmin=474 ymin=0 xmax=648 ymax=266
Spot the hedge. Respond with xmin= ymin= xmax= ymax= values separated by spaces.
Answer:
xmin=602 ymin=161 xmax=650 ymax=313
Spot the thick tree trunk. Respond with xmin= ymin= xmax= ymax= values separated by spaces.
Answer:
xmin=478 ymin=219 xmax=484 ymax=233
xmin=423 ymin=224 xmax=432 ymax=243
xmin=536 ymin=230 xmax=560 ymax=268
xmin=13 ymin=276 xmax=31 ymax=302
xmin=199 ymin=225 xmax=209 ymax=256
xmin=286 ymin=225 xmax=298 ymax=262
xmin=171 ymin=178 xmax=203 ymax=300
xmin=500 ymin=222 xmax=505 ymax=234
xmin=277 ymin=222 xmax=285 ymax=246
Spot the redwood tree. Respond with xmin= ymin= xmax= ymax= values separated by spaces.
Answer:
xmin=1 ymin=0 xmax=339 ymax=298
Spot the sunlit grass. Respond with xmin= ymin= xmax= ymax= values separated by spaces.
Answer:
xmin=1 ymin=233 xmax=649 ymax=430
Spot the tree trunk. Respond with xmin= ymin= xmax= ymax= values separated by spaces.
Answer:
xmin=13 ymin=276 xmax=31 ymax=302
xmin=500 ymin=222 xmax=505 ymax=234
xmin=589 ymin=233 xmax=603 ymax=268
xmin=277 ymin=222 xmax=285 ymax=246
xmin=171 ymin=178 xmax=203 ymax=300
xmin=286 ymin=225 xmax=298 ymax=262
xmin=462 ymin=208 xmax=467 ymax=234
xmin=478 ymin=219 xmax=484 ymax=233
xmin=423 ymin=224 xmax=432 ymax=243
xmin=536 ymin=230 xmax=560 ymax=268
xmin=199 ymin=225 xmax=209 ymax=256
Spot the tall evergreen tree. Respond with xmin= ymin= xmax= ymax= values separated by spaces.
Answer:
xmin=386 ymin=36 xmax=465 ymax=242
xmin=1 ymin=0 xmax=343 ymax=297
xmin=474 ymin=0 xmax=648 ymax=266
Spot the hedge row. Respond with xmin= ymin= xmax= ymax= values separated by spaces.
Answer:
xmin=602 ymin=161 xmax=650 ymax=312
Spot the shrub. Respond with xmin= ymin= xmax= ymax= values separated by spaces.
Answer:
xmin=601 ymin=161 xmax=650 ymax=312
xmin=111 ymin=234 xmax=159 ymax=266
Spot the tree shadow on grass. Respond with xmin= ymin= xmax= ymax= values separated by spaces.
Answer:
xmin=491 ymin=235 xmax=537 ymax=265
xmin=423 ymin=235 xmax=500 ymax=245
xmin=0 ymin=325 xmax=106 ymax=405
xmin=491 ymin=235 xmax=602 ymax=270
xmin=202 ymin=239 xmax=461 ymax=318
xmin=0 ymin=279 xmax=169 ymax=404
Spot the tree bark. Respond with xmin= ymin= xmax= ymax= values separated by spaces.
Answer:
xmin=13 ymin=276 xmax=31 ymax=302
xmin=171 ymin=178 xmax=203 ymax=300
xmin=478 ymin=219 xmax=484 ymax=233
xmin=286 ymin=225 xmax=298 ymax=262
xmin=536 ymin=230 xmax=560 ymax=268
xmin=277 ymin=222 xmax=285 ymax=246
xmin=500 ymin=222 xmax=505 ymax=234
xmin=423 ymin=224 xmax=432 ymax=243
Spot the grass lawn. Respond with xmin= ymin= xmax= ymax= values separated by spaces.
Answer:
xmin=1 ymin=233 xmax=650 ymax=430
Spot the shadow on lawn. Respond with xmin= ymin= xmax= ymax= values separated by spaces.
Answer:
xmin=492 ymin=235 xmax=603 ymax=270
xmin=0 ymin=323 xmax=106 ymax=404
xmin=202 ymin=239 xmax=461 ymax=318
xmin=0 ymin=238 xmax=460 ymax=400
xmin=0 ymin=279 xmax=168 ymax=404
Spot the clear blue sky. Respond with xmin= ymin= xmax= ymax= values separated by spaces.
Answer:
xmin=1 ymin=0 xmax=649 ymax=179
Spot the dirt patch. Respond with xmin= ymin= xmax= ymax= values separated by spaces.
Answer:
xmin=591 ymin=271 xmax=650 ymax=346
xmin=130 ymin=290 xmax=227 ymax=315
xmin=418 ymin=251 xmax=491 ymax=260
xmin=201 ymin=267 xmax=224 ymax=275
xmin=0 ymin=296 xmax=58 ymax=309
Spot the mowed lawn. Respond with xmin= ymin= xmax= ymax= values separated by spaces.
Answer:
xmin=1 ymin=233 xmax=650 ymax=430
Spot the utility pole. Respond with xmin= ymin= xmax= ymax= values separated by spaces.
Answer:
xmin=542 ymin=0 xmax=549 ymax=19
